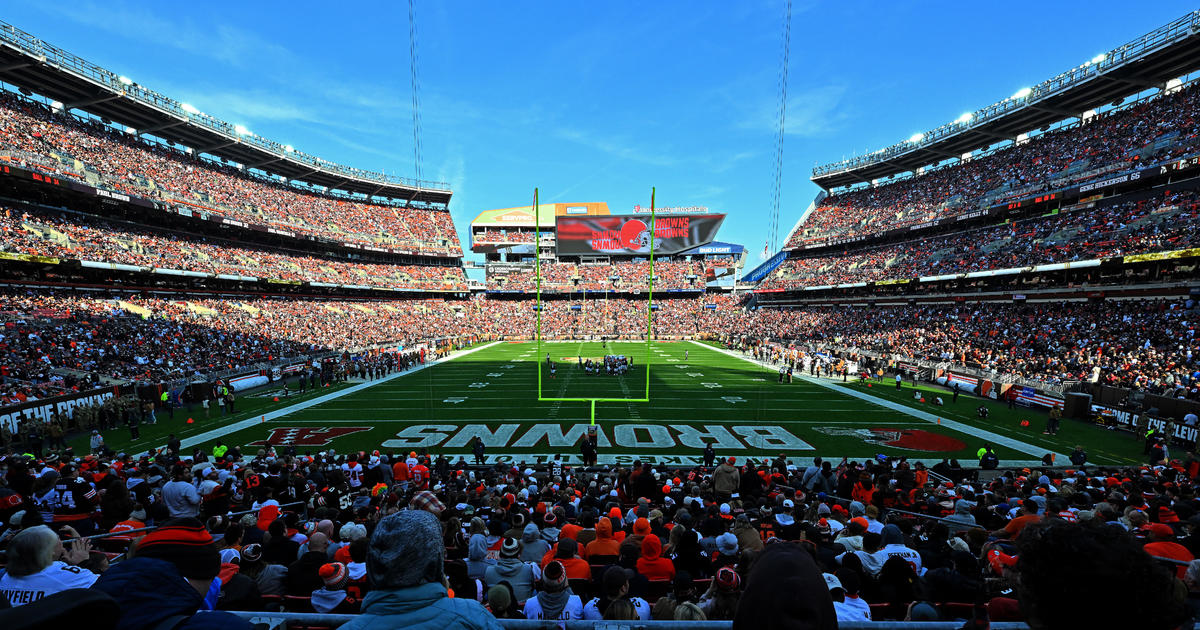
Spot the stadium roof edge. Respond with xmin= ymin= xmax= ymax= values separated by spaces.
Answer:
xmin=0 ymin=20 xmax=452 ymax=206
xmin=811 ymin=10 xmax=1200 ymax=191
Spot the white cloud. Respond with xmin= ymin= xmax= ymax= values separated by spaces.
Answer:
xmin=739 ymin=84 xmax=851 ymax=138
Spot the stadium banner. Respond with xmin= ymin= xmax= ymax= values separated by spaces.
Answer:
xmin=1089 ymin=404 xmax=1198 ymax=442
xmin=555 ymin=213 xmax=725 ymax=256
xmin=0 ymin=385 xmax=124 ymax=432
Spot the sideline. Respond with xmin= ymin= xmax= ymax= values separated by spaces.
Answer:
xmin=166 ymin=341 xmax=504 ymax=455
xmin=690 ymin=340 xmax=1070 ymax=464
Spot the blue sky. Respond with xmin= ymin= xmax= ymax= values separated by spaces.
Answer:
xmin=4 ymin=1 xmax=1195 ymax=263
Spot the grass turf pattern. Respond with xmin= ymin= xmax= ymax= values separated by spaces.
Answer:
xmin=72 ymin=341 xmax=1148 ymax=467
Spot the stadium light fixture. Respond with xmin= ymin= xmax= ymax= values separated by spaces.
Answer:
xmin=907 ymin=132 xmax=925 ymax=143
xmin=181 ymin=102 xmax=200 ymax=114
xmin=118 ymin=75 xmax=133 ymax=86
xmin=1091 ymin=53 xmax=1106 ymax=64
xmin=234 ymin=124 xmax=250 ymax=136
xmin=955 ymin=112 xmax=974 ymax=124
xmin=284 ymin=144 xmax=295 ymax=153
xmin=1012 ymin=87 xmax=1033 ymax=100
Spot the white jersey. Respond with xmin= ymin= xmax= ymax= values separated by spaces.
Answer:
xmin=583 ymin=596 xmax=651 ymax=620
xmin=523 ymin=593 xmax=583 ymax=620
xmin=0 ymin=561 xmax=98 ymax=606
xmin=341 ymin=462 xmax=364 ymax=488
xmin=867 ymin=544 xmax=924 ymax=576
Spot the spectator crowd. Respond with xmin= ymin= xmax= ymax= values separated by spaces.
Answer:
xmin=763 ymin=189 xmax=1200 ymax=290
xmin=490 ymin=261 xmax=704 ymax=292
xmin=0 ymin=206 xmax=466 ymax=292
xmin=0 ymin=92 xmax=461 ymax=257
xmin=790 ymin=83 xmax=1200 ymax=247
xmin=0 ymin=433 xmax=1196 ymax=629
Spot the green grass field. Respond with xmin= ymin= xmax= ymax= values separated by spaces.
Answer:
xmin=73 ymin=340 xmax=1149 ymax=467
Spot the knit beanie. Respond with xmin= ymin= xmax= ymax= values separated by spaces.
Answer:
xmin=716 ymin=567 xmax=741 ymax=592
xmin=368 ymin=511 xmax=444 ymax=589
xmin=556 ymin=538 xmax=578 ymax=559
xmin=542 ymin=561 xmax=567 ymax=592
xmin=320 ymin=562 xmax=349 ymax=590
xmin=501 ymin=537 xmax=521 ymax=558
xmin=134 ymin=517 xmax=220 ymax=580
xmin=487 ymin=584 xmax=512 ymax=612
xmin=241 ymin=543 xmax=263 ymax=563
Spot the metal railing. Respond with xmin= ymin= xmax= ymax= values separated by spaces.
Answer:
xmin=217 ymin=612 xmax=1031 ymax=629
xmin=812 ymin=9 xmax=1200 ymax=180
xmin=62 ymin=501 xmax=308 ymax=544
xmin=0 ymin=21 xmax=450 ymax=194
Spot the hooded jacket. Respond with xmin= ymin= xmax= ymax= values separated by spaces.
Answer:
xmin=339 ymin=582 xmax=502 ymax=630
xmin=484 ymin=556 xmax=537 ymax=603
xmin=92 ymin=557 xmax=254 ymax=630
xmin=732 ymin=543 xmax=836 ymax=630
xmin=585 ymin=518 xmax=620 ymax=559
xmin=943 ymin=500 xmax=978 ymax=534
xmin=520 ymin=524 xmax=551 ymax=564
xmin=465 ymin=533 xmax=496 ymax=580
xmin=635 ymin=536 xmax=675 ymax=581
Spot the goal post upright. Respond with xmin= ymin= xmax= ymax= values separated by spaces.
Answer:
xmin=533 ymin=187 xmax=654 ymax=426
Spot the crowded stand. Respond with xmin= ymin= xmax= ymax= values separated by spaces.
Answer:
xmin=761 ymin=189 xmax=1200 ymax=290
xmin=0 ymin=92 xmax=461 ymax=256
xmin=788 ymin=83 xmax=1200 ymax=247
xmin=0 ymin=428 xmax=1195 ymax=628
xmin=0 ymin=206 xmax=466 ymax=292
xmin=472 ymin=230 xmax=536 ymax=245
xmin=0 ymin=292 xmax=747 ymax=403
xmin=490 ymin=261 xmax=704 ymax=292
xmin=3 ymin=286 xmax=1196 ymax=403
xmin=734 ymin=300 xmax=1200 ymax=396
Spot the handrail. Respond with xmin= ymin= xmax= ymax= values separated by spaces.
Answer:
xmin=62 ymin=501 xmax=308 ymax=543
xmin=215 ymin=611 xmax=1032 ymax=629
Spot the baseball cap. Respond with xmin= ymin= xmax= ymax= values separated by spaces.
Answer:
xmin=822 ymin=573 xmax=843 ymax=592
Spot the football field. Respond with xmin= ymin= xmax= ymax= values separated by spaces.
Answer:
xmin=78 ymin=340 xmax=1147 ymax=467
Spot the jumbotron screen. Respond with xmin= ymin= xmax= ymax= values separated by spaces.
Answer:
xmin=555 ymin=213 xmax=725 ymax=255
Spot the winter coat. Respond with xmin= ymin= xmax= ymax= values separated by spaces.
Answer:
xmin=92 ymin=557 xmax=253 ymax=630
xmin=713 ymin=463 xmax=740 ymax=495
xmin=339 ymin=582 xmax=503 ymax=630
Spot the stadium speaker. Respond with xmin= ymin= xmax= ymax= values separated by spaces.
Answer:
xmin=1064 ymin=392 xmax=1092 ymax=420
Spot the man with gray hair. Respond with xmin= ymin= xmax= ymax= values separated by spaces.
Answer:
xmin=0 ymin=525 xmax=96 ymax=605
xmin=341 ymin=510 xmax=501 ymax=629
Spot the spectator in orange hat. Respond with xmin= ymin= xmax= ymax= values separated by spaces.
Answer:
xmin=1142 ymin=522 xmax=1193 ymax=579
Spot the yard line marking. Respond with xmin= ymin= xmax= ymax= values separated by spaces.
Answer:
xmin=691 ymin=340 xmax=1068 ymax=461
xmin=162 ymin=341 xmax=504 ymax=455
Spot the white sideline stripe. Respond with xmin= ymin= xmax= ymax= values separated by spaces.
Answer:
xmin=170 ymin=342 xmax=505 ymax=453
xmin=254 ymin=418 xmax=927 ymax=426
xmin=689 ymin=340 xmax=1069 ymax=462
xmin=473 ymin=454 xmax=1060 ymax=467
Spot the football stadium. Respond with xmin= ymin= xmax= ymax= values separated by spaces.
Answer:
xmin=0 ymin=4 xmax=1199 ymax=629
